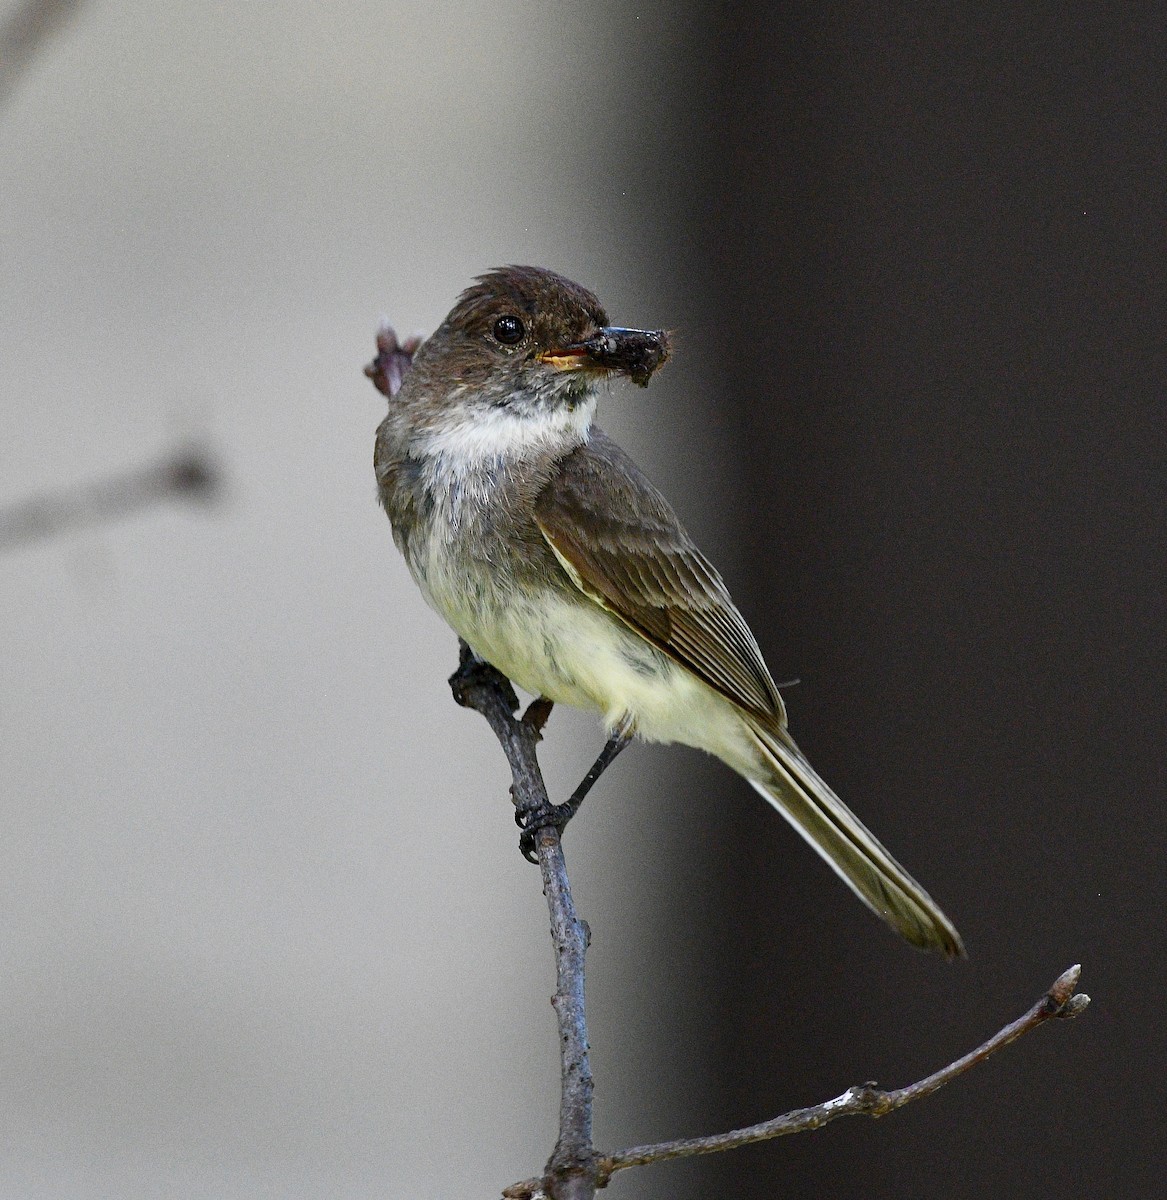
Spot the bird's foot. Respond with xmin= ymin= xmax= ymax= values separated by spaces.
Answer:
xmin=514 ymin=719 xmax=635 ymax=862
xmin=448 ymin=641 xmax=518 ymax=712
xmin=515 ymin=798 xmax=581 ymax=863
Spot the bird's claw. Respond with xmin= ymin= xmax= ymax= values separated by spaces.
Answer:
xmin=515 ymin=800 xmax=576 ymax=862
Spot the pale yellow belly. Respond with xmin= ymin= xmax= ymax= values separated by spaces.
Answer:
xmin=410 ymin=533 xmax=752 ymax=761
xmin=447 ymin=588 xmax=753 ymax=764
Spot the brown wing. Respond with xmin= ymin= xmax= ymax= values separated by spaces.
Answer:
xmin=533 ymin=429 xmax=785 ymax=723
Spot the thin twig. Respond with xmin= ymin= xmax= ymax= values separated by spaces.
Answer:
xmin=592 ymin=965 xmax=1089 ymax=1185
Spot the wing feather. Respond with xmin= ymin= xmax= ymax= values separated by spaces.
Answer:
xmin=534 ymin=430 xmax=784 ymax=722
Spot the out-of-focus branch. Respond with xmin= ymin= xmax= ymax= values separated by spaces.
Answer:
xmin=0 ymin=443 xmax=221 ymax=552
xmin=0 ymin=0 xmax=83 ymax=112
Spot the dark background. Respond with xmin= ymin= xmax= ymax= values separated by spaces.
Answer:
xmin=643 ymin=6 xmax=1163 ymax=1197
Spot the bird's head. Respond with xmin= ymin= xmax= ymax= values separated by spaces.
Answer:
xmin=390 ymin=266 xmax=670 ymax=462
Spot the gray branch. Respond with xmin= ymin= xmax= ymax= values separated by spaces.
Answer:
xmin=591 ymin=965 xmax=1088 ymax=1186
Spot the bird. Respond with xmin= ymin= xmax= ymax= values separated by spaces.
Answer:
xmin=373 ymin=265 xmax=963 ymax=958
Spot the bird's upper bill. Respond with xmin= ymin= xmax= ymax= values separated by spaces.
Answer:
xmin=539 ymin=327 xmax=672 ymax=388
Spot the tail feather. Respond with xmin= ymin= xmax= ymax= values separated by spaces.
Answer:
xmin=746 ymin=721 xmax=964 ymax=958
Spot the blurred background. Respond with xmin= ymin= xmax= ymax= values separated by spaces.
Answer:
xmin=1 ymin=2 xmax=1161 ymax=1196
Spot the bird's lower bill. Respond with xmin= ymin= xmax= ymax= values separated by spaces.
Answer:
xmin=538 ymin=351 xmax=595 ymax=372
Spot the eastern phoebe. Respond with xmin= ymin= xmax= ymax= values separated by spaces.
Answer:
xmin=374 ymin=266 xmax=963 ymax=957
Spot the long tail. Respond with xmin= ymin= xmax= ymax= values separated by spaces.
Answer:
xmin=745 ymin=720 xmax=964 ymax=958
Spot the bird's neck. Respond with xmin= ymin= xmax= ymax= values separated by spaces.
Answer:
xmin=408 ymin=393 xmax=597 ymax=473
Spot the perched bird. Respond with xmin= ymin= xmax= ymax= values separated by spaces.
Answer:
xmin=374 ymin=265 xmax=963 ymax=957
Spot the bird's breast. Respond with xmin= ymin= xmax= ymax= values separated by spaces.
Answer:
xmin=392 ymin=452 xmax=748 ymax=755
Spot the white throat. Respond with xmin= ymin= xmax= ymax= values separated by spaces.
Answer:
xmin=411 ymin=394 xmax=597 ymax=470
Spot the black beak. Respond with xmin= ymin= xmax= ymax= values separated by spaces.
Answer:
xmin=540 ymin=326 xmax=671 ymax=387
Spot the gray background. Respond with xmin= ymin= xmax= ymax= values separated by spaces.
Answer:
xmin=1 ymin=2 xmax=1161 ymax=1197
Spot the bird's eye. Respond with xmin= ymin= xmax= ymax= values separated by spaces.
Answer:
xmin=493 ymin=314 xmax=525 ymax=345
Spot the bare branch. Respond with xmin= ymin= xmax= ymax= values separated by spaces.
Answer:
xmin=593 ymin=965 xmax=1089 ymax=1185
xmin=0 ymin=443 xmax=222 ymax=552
